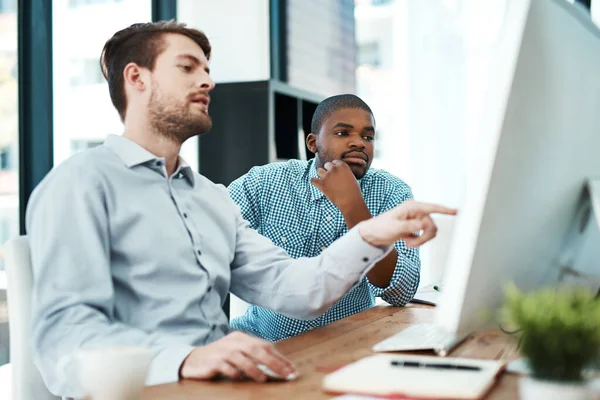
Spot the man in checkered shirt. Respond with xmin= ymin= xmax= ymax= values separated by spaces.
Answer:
xmin=228 ymin=94 xmax=422 ymax=342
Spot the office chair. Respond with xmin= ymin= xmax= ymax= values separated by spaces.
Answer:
xmin=5 ymin=236 xmax=59 ymax=400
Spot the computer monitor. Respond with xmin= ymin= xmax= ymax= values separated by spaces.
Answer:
xmin=435 ymin=0 xmax=600 ymax=337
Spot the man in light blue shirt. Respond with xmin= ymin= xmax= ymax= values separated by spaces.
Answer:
xmin=229 ymin=95 xmax=423 ymax=341
xmin=26 ymin=22 xmax=455 ymax=398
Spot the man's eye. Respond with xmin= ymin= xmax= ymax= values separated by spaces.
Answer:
xmin=363 ymin=136 xmax=374 ymax=142
xmin=179 ymin=65 xmax=192 ymax=72
xmin=335 ymin=131 xmax=348 ymax=136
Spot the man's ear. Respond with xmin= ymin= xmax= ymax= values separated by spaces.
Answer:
xmin=306 ymin=133 xmax=318 ymax=154
xmin=123 ymin=62 xmax=145 ymax=92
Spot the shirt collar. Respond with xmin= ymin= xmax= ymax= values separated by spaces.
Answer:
xmin=103 ymin=134 xmax=195 ymax=187
xmin=175 ymin=158 xmax=196 ymax=187
xmin=103 ymin=134 xmax=156 ymax=167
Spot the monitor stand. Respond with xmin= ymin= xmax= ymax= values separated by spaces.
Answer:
xmin=372 ymin=179 xmax=600 ymax=358
xmin=556 ymin=179 xmax=600 ymax=291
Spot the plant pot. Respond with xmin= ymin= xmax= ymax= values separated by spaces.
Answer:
xmin=519 ymin=376 xmax=590 ymax=400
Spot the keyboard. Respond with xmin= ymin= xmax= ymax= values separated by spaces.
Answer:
xmin=372 ymin=324 xmax=470 ymax=356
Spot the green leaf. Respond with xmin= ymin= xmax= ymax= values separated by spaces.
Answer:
xmin=500 ymin=284 xmax=600 ymax=382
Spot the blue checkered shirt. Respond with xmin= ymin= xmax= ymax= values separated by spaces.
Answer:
xmin=228 ymin=159 xmax=420 ymax=341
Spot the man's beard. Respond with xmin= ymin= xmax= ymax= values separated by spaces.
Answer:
xmin=147 ymin=86 xmax=213 ymax=145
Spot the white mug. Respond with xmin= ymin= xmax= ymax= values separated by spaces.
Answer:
xmin=75 ymin=346 xmax=152 ymax=400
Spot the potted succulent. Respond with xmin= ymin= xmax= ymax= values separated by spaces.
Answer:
xmin=502 ymin=284 xmax=600 ymax=400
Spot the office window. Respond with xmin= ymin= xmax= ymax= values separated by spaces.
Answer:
xmin=587 ymin=0 xmax=600 ymax=26
xmin=71 ymin=139 xmax=103 ymax=154
xmin=0 ymin=3 xmax=18 ymax=368
xmin=358 ymin=42 xmax=381 ymax=67
xmin=53 ymin=0 xmax=152 ymax=166
xmin=567 ymin=0 xmax=600 ymax=25
xmin=287 ymin=0 xmax=357 ymax=96
xmin=355 ymin=0 xmax=394 ymax=7
xmin=0 ymin=0 xmax=16 ymax=12
xmin=0 ymin=146 xmax=13 ymax=171
xmin=69 ymin=58 xmax=105 ymax=86
xmin=69 ymin=0 xmax=124 ymax=8
xmin=371 ymin=0 xmax=393 ymax=6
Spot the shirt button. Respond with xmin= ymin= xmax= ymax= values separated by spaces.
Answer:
xmin=326 ymin=216 xmax=332 ymax=221
xmin=281 ymin=237 xmax=286 ymax=243
xmin=197 ymin=250 xmax=202 ymax=256
xmin=362 ymin=257 xmax=369 ymax=262
xmin=207 ymin=285 xmax=212 ymax=293
xmin=155 ymin=160 xmax=163 ymax=167
xmin=183 ymin=213 xmax=188 ymax=218
xmin=211 ymin=324 xmax=217 ymax=331
xmin=321 ymin=246 xmax=327 ymax=251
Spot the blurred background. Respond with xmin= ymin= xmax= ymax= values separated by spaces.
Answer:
xmin=0 ymin=0 xmax=598 ymax=369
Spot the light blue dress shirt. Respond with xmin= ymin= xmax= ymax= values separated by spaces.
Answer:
xmin=228 ymin=159 xmax=420 ymax=341
xmin=25 ymin=135 xmax=391 ymax=397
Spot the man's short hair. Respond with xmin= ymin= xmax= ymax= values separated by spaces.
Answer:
xmin=100 ymin=20 xmax=211 ymax=121
xmin=311 ymin=94 xmax=374 ymax=134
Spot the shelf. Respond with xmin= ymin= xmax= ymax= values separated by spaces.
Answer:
xmin=200 ymin=80 xmax=323 ymax=186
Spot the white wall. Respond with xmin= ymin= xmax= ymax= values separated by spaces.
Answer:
xmin=52 ymin=0 xmax=152 ymax=166
xmin=355 ymin=2 xmax=411 ymax=180
xmin=405 ymin=1 xmax=468 ymax=209
xmin=286 ymin=0 xmax=357 ymax=96
xmin=177 ymin=0 xmax=271 ymax=84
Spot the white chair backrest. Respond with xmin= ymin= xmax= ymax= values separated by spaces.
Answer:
xmin=5 ymin=236 xmax=59 ymax=400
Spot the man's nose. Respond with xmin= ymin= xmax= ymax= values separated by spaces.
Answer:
xmin=197 ymin=74 xmax=215 ymax=92
xmin=347 ymin=135 xmax=365 ymax=149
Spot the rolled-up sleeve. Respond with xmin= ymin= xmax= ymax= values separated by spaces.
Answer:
xmin=229 ymin=202 xmax=392 ymax=320
xmin=227 ymin=167 xmax=263 ymax=229
xmin=26 ymin=165 xmax=193 ymax=398
xmin=368 ymin=183 xmax=421 ymax=306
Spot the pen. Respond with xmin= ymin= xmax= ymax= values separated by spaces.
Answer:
xmin=391 ymin=360 xmax=481 ymax=371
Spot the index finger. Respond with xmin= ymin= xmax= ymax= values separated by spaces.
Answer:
xmin=403 ymin=202 xmax=458 ymax=217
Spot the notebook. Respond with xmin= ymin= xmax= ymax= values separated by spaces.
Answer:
xmin=322 ymin=354 xmax=506 ymax=400
xmin=410 ymin=284 xmax=442 ymax=306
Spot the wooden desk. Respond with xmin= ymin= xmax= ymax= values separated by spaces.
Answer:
xmin=143 ymin=304 xmax=520 ymax=399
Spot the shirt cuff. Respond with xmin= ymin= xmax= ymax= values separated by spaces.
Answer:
xmin=326 ymin=225 xmax=393 ymax=277
xmin=146 ymin=344 xmax=195 ymax=386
